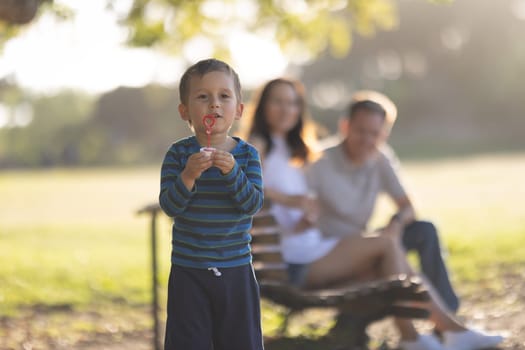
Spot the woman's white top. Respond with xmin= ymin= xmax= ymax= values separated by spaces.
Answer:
xmin=262 ymin=136 xmax=338 ymax=264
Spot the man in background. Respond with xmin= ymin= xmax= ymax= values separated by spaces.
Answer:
xmin=307 ymin=91 xmax=459 ymax=312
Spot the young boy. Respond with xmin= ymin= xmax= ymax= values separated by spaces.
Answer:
xmin=159 ymin=58 xmax=264 ymax=350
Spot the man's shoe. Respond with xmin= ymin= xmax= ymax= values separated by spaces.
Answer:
xmin=399 ymin=334 xmax=444 ymax=350
xmin=443 ymin=329 xmax=503 ymax=350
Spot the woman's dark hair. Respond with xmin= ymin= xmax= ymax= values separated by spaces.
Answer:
xmin=248 ymin=78 xmax=310 ymax=163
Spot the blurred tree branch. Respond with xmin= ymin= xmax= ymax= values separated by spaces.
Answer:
xmin=0 ymin=0 xmax=72 ymax=48
xmin=0 ymin=0 xmax=451 ymax=60
xmin=0 ymin=0 xmax=49 ymax=25
xmin=117 ymin=0 xmax=398 ymax=60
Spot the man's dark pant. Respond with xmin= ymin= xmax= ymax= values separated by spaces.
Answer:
xmin=402 ymin=220 xmax=460 ymax=312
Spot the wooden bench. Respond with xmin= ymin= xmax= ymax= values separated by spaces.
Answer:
xmin=137 ymin=202 xmax=430 ymax=349
xmin=251 ymin=206 xmax=431 ymax=348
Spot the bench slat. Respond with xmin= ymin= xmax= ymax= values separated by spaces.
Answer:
xmin=250 ymin=226 xmax=281 ymax=245
xmin=252 ymin=212 xmax=276 ymax=227
xmin=251 ymin=244 xmax=282 ymax=262
xmin=253 ymin=261 xmax=288 ymax=282
xmin=260 ymin=276 xmax=429 ymax=317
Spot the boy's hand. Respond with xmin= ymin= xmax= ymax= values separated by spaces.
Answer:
xmin=212 ymin=150 xmax=235 ymax=175
xmin=181 ymin=152 xmax=213 ymax=185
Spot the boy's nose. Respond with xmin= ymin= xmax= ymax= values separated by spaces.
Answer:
xmin=210 ymin=98 xmax=220 ymax=109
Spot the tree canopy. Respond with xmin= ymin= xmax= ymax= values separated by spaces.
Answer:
xmin=0 ymin=0 xmax=400 ymax=60
xmin=121 ymin=0 xmax=397 ymax=60
xmin=1 ymin=0 xmax=452 ymax=59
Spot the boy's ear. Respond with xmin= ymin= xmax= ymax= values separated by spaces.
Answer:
xmin=235 ymin=103 xmax=244 ymax=120
xmin=178 ymin=104 xmax=189 ymax=121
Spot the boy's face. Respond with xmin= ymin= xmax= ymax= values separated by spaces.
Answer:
xmin=340 ymin=110 xmax=385 ymax=162
xmin=178 ymin=71 xmax=243 ymax=135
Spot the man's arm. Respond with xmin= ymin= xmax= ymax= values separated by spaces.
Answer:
xmin=390 ymin=195 xmax=416 ymax=227
xmin=380 ymin=149 xmax=416 ymax=236
xmin=376 ymin=145 xmax=416 ymax=225
xmin=380 ymin=195 xmax=415 ymax=239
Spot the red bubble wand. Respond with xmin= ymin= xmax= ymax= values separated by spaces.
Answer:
xmin=202 ymin=114 xmax=216 ymax=148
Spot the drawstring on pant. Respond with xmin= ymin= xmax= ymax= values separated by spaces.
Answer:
xmin=208 ymin=267 xmax=222 ymax=277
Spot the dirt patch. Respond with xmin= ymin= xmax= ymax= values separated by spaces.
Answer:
xmin=2 ymin=273 xmax=524 ymax=350
xmin=367 ymin=271 xmax=525 ymax=349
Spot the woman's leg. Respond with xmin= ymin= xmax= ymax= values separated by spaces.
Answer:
xmin=303 ymin=233 xmax=466 ymax=342
xmin=304 ymin=233 xmax=405 ymax=288
xmin=305 ymin=234 xmax=425 ymax=342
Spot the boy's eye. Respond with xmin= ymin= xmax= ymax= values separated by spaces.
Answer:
xmin=197 ymin=94 xmax=208 ymax=99
xmin=221 ymin=93 xmax=231 ymax=99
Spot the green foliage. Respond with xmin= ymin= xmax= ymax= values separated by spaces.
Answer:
xmin=128 ymin=20 xmax=166 ymax=47
xmin=119 ymin=0 xmax=398 ymax=60
xmin=0 ymin=0 xmax=451 ymax=60
xmin=328 ymin=16 xmax=352 ymax=58
xmin=0 ymin=22 xmax=21 ymax=49
xmin=0 ymin=85 xmax=191 ymax=168
xmin=0 ymin=89 xmax=95 ymax=167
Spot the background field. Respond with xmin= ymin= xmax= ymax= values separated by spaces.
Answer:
xmin=1 ymin=152 xmax=525 ymax=347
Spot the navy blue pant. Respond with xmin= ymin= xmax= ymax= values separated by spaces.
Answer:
xmin=164 ymin=264 xmax=264 ymax=350
xmin=402 ymin=221 xmax=460 ymax=312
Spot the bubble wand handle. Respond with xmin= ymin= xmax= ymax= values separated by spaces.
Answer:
xmin=202 ymin=114 xmax=216 ymax=148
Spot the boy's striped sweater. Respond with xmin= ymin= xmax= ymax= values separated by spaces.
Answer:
xmin=159 ymin=136 xmax=264 ymax=269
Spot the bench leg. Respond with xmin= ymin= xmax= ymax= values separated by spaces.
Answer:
xmin=331 ymin=312 xmax=371 ymax=348
xmin=277 ymin=309 xmax=294 ymax=335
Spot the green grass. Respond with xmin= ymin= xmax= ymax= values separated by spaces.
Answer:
xmin=0 ymin=167 xmax=173 ymax=314
xmin=370 ymin=153 xmax=525 ymax=296
xmin=1 ymin=154 xmax=525 ymax=319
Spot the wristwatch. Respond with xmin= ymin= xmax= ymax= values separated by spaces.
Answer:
xmin=390 ymin=213 xmax=402 ymax=223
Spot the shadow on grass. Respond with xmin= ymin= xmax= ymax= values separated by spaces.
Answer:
xmin=265 ymin=334 xmax=366 ymax=350
xmin=263 ymin=316 xmax=384 ymax=350
xmin=264 ymin=329 xmax=389 ymax=350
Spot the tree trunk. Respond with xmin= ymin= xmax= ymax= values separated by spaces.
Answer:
xmin=0 ymin=0 xmax=43 ymax=25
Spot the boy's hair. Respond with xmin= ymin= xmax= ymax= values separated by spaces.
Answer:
xmin=347 ymin=99 xmax=387 ymax=121
xmin=179 ymin=58 xmax=242 ymax=104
